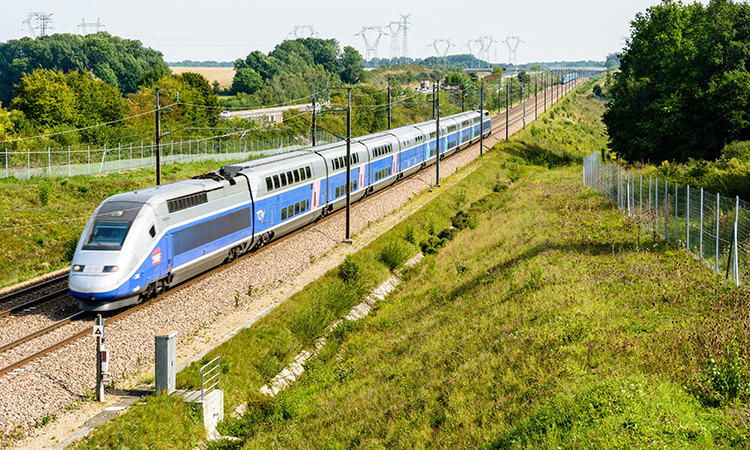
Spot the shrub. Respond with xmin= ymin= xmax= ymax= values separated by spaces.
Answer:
xmin=420 ymin=236 xmax=445 ymax=255
xmin=721 ymin=141 xmax=750 ymax=163
xmin=378 ymin=240 xmax=410 ymax=271
xmin=437 ymin=227 xmax=458 ymax=241
xmin=404 ymin=224 xmax=416 ymax=244
xmin=38 ymin=182 xmax=51 ymax=206
xmin=338 ymin=255 xmax=360 ymax=284
xmin=452 ymin=211 xmax=470 ymax=230
xmin=701 ymin=352 xmax=750 ymax=405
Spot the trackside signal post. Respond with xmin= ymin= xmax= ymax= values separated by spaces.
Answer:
xmin=93 ymin=314 xmax=109 ymax=401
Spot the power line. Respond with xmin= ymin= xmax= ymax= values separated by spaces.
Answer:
xmin=77 ymin=18 xmax=105 ymax=35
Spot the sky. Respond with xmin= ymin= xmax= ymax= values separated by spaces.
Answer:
xmin=0 ymin=0 xmax=689 ymax=65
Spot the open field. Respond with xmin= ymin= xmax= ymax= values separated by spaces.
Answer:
xmin=170 ymin=66 xmax=235 ymax=89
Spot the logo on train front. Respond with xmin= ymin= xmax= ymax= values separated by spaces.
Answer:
xmin=152 ymin=247 xmax=161 ymax=265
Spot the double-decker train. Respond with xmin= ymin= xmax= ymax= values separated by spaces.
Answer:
xmin=69 ymin=110 xmax=492 ymax=311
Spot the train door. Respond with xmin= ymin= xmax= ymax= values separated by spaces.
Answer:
xmin=164 ymin=234 xmax=173 ymax=276
xmin=312 ymin=179 xmax=321 ymax=209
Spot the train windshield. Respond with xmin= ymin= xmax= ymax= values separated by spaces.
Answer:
xmin=83 ymin=221 xmax=131 ymax=250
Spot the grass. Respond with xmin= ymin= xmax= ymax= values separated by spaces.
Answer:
xmin=72 ymin=393 xmax=204 ymax=449
xmin=209 ymin=144 xmax=749 ymax=449
xmin=0 ymin=159 xmax=245 ymax=288
xmin=61 ymin=77 xmax=750 ymax=448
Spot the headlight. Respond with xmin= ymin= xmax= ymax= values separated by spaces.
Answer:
xmin=103 ymin=266 xmax=119 ymax=273
xmin=73 ymin=265 xmax=84 ymax=272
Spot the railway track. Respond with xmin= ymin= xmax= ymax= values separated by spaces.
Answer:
xmin=0 ymin=275 xmax=69 ymax=316
xmin=0 ymin=78 xmax=584 ymax=380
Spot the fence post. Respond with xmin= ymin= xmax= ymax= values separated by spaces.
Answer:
xmin=686 ymin=185 xmax=690 ymax=250
xmin=664 ymin=180 xmax=669 ymax=242
xmin=130 ymin=143 xmax=133 ymax=170
xmin=639 ymin=174 xmax=643 ymax=224
xmin=734 ymin=196 xmax=740 ymax=286
xmin=68 ymin=145 xmax=71 ymax=177
xmin=27 ymin=149 xmax=30 ymax=180
xmin=716 ymin=193 xmax=720 ymax=274
xmin=118 ymin=143 xmax=121 ymax=171
xmin=655 ymin=177 xmax=659 ymax=236
xmin=47 ymin=146 xmax=51 ymax=178
xmin=700 ymin=188 xmax=704 ymax=260
xmin=675 ymin=183 xmax=678 ymax=245
xmin=88 ymin=144 xmax=91 ymax=175
xmin=5 ymin=149 xmax=7 ymax=179
xmin=649 ymin=177 xmax=652 ymax=230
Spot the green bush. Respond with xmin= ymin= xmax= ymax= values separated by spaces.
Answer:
xmin=338 ymin=255 xmax=360 ymax=284
xmin=437 ymin=227 xmax=458 ymax=241
xmin=420 ymin=236 xmax=445 ymax=255
xmin=404 ymin=224 xmax=416 ymax=244
xmin=378 ymin=240 xmax=410 ymax=271
xmin=38 ymin=182 xmax=51 ymax=206
xmin=701 ymin=352 xmax=750 ymax=405
xmin=721 ymin=141 xmax=750 ymax=163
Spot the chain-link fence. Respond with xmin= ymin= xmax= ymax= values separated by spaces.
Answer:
xmin=1 ymin=131 xmax=338 ymax=180
xmin=583 ymin=152 xmax=748 ymax=286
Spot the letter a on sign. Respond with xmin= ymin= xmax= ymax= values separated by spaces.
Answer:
xmin=93 ymin=324 xmax=104 ymax=336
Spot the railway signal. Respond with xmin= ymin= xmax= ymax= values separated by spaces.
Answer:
xmin=94 ymin=314 xmax=110 ymax=401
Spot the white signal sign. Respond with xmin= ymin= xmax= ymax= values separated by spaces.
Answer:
xmin=93 ymin=324 xmax=104 ymax=336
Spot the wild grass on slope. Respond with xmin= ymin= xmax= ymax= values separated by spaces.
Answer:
xmin=208 ymin=152 xmax=750 ymax=449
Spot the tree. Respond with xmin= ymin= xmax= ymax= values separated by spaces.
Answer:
xmin=604 ymin=0 xmax=750 ymax=163
xmin=11 ymin=69 xmax=79 ymax=129
xmin=339 ymin=46 xmax=364 ymax=84
xmin=0 ymin=32 xmax=168 ymax=107
xmin=232 ymin=67 xmax=263 ymax=94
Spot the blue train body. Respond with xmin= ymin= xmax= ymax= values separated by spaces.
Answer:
xmin=69 ymin=110 xmax=492 ymax=311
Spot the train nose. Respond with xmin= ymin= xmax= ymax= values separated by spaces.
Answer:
xmin=68 ymin=273 xmax=120 ymax=300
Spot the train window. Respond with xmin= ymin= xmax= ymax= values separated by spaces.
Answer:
xmin=83 ymin=221 xmax=131 ymax=250
xmin=299 ymin=168 xmax=305 ymax=181
xmin=287 ymin=171 xmax=293 ymax=184
xmin=335 ymin=186 xmax=340 ymax=197
xmin=273 ymin=175 xmax=280 ymax=189
xmin=301 ymin=200 xmax=306 ymax=212
xmin=306 ymin=199 xmax=310 ymax=210
xmin=339 ymin=157 xmax=345 ymax=168
xmin=333 ymin=159 xmax=339 ymax=170
xmin=282 ymin=208 xmax=287 ymax=220
xmin=288 ymin=205 xmax=293 ymax=217
xmin=266 ymin=177 xmax=273 ymax=191
xmin=293 ymin=170 xmax=300 ymax=183
xmin=280 ymin=173 xmax=287 ymax=187
xmin=306 ymin=167 xmax=311 ymax=178
xmin=149 ymin=225 xmax=156 ymax=238
xmin=295 ymin=203 xmax=300 ymax=215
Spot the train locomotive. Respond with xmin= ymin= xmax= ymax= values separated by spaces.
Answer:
xmin=69 ymin=110 xmax=491 ymax=311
